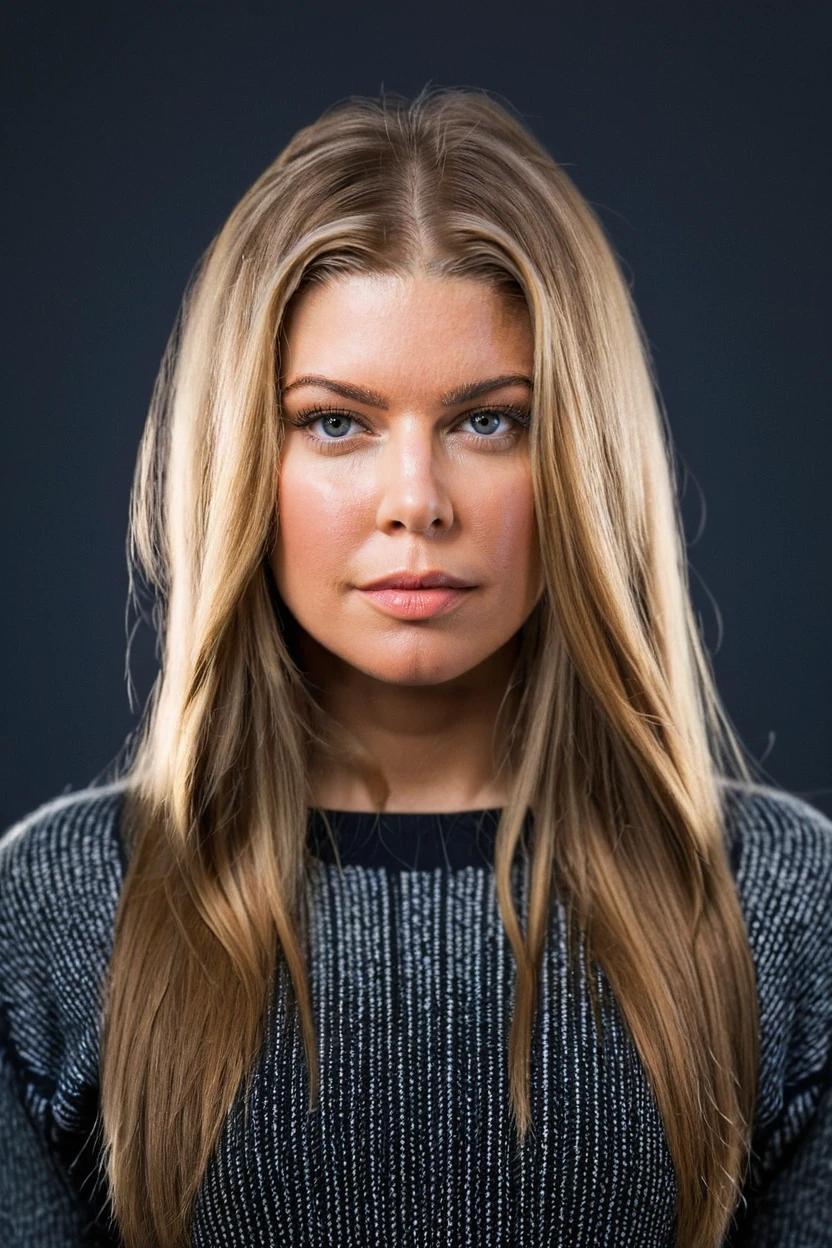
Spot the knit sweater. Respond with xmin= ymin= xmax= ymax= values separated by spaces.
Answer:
xmin=0 ymin=780 xmax=830 ymax=1247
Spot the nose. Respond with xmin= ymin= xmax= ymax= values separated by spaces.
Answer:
xmin=374 ymin=421 xmax=454 ymax=535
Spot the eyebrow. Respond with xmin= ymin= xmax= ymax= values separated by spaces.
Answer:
xmin=280 ymin=373 xmax=533 ymax=409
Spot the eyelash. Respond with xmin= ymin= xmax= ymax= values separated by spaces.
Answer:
xmin=286 ymin=403 xmax=532 ymax=451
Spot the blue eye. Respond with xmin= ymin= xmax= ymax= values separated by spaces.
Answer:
xmin=467 ymin=411 xmax=503 ymax=435
xmin=318 ymin=414 xmax=353 ymax=438
xmin=287 ymin=407 xmax=361 ymax=438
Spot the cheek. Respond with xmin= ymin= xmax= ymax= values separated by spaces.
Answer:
xmin=469 ymin=471 xmax=541 ymax=596
xmin=272 ymin=457 xmax=369 ymax=602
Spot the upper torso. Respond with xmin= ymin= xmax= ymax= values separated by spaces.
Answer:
xmin=1 ymin=780 xmax=830 ymax=1246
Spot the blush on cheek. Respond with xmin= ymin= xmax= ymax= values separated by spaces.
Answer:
xmin=274 ymin=462 xmax=368 ymax=613
xmin=474 ymin=476 xmax=539 ymax=581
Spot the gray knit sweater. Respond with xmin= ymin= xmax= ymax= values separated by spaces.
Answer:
xmin=0 ymin=779 xmax=830 ymax=1246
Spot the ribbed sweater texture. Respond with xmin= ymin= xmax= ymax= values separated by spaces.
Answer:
xmin=0 ymin=780 xmax=830 ymax=1246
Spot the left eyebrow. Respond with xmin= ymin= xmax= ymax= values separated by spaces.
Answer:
xmin=440 ymin=375 xmax=534 ymax=406
xmin=280 ymin=373 xmax=534 ymax=409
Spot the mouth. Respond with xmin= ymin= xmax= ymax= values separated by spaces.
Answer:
xmin=358 ymin=572 xmax=475 ymax=591
xmin=356 ymin=572 xmax=476 ymax=621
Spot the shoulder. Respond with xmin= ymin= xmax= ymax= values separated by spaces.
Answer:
xmin=718 ymin=779 xmax=832 ymax=1137
xmin=0 ymin=782 xmax=128 ymax=1082
xmin=0 ymin=781 xmax=128 ymax=920
xmin=720 ymin=775 xmax=832 ymax=847
xmin=719 ymin=778 xmax=832 ymax=924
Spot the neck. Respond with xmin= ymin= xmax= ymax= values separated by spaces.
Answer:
xmin=298 ymin=633 xmax=521 ymax=813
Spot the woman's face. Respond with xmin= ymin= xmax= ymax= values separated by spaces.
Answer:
xmin=271 ymin=271 xmax=544 ymax=687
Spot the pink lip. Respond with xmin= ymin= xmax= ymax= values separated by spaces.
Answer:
xmin=359 ymin=571 xmax=474 ymax=591
xmin=358 ymin=584 xmax=474 ymax=621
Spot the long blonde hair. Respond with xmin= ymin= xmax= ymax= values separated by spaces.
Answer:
xmin=99 ymin=86 xmax=760 ymax=1246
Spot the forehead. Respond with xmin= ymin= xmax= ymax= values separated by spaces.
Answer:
xmin=278 ymin=272 xmax=533 ymax=398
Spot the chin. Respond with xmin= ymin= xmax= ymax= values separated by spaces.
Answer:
xmin=349 ymin=639 xmax=486 ymax=687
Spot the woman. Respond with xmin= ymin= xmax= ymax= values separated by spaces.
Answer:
xmin=1 ymin=87 xmax=830 ymax=1248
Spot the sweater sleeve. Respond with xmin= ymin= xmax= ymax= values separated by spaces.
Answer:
xmin=0 ymin=1052 xmax=93 ymax=1246
xmin=732 ymin=1079 xmax=832 ymax=1246
xmin=722 ymin=784 xmax=832 ymax=1247
xmin=0 ymin=787 xmax=127 ymax=1248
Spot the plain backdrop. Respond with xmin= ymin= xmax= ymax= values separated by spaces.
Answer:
xmin=2 ymin=2 xmax=830 ymax=828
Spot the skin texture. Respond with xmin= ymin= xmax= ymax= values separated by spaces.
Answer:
xmin=270 ymin=271 xmax=543 ymax=811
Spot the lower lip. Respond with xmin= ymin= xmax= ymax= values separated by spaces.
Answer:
xmin=359 ymin=586 xmax=474 ymax=620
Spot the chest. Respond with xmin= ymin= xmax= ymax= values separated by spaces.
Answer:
xmin=192 ymin=864 xmax=678 ymax=1246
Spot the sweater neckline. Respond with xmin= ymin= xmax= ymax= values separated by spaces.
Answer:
xmin=307 ymin=806 xmax=522 ymax=872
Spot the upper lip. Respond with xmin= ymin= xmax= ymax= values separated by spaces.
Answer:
xmin=359 ymin=571 xmax=475 ymax=591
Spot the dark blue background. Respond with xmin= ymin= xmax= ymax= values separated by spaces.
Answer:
xmin=2 ymin=3 xmax=829 ymax=826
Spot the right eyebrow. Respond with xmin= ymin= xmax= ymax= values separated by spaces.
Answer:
xmin=280 ymin=376 xmax=390 ymax=408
